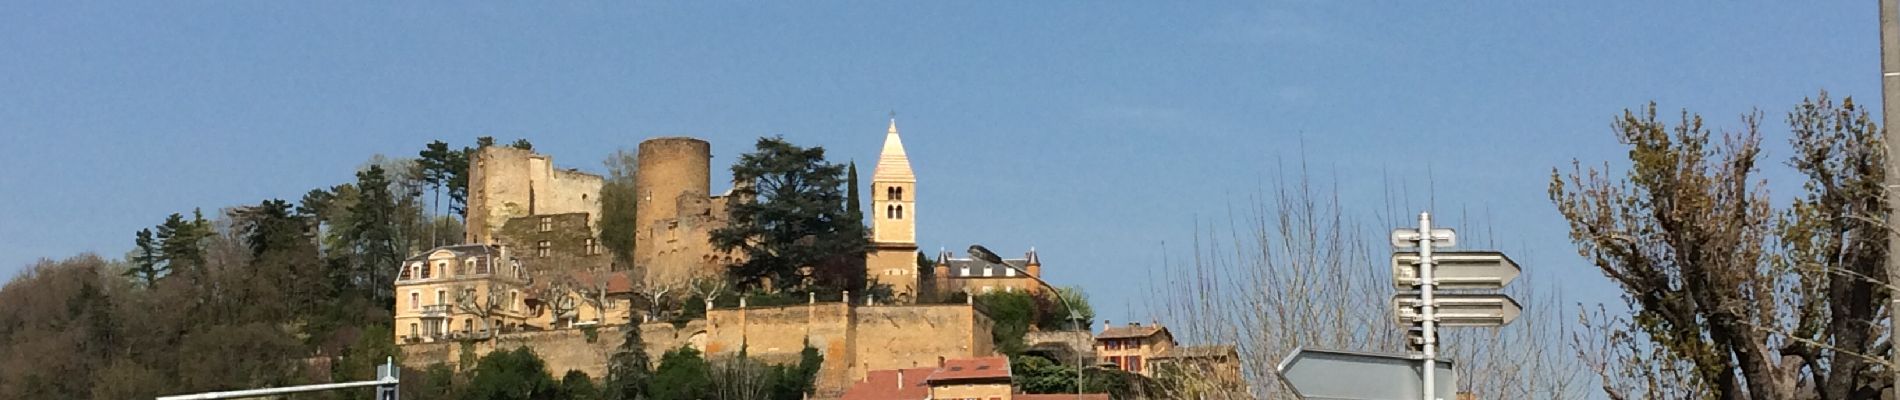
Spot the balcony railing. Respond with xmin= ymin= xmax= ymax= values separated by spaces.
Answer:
xmin=418 ymin=304 xmax=453 ymax=318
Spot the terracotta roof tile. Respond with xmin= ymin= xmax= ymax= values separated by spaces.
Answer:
xmin=924 ymin=356 xmax=1012 ymax=383
xmin=840 ymin=367 xmax=932 ymax=400
xmin=1095 ymin=323 xmax=1170 ymax=340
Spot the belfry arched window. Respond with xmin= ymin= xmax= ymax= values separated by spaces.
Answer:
xmin=896 ymin=204 xmax=904 ymax=219
xmin=886 ymin=205 xmax=896 ymax=218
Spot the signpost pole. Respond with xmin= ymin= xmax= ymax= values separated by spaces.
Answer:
xmin=1417 ymin=212 xmax=1437 ymax=400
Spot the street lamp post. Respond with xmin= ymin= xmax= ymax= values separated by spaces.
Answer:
xmin=970 ymin=244 xmax=1086 ymax=399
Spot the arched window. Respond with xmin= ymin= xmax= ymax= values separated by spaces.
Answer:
xmin=896 ymin=205 xmax=905 ymax=219
xmin=886 ymin=186 xmax=897 ymax=200
xmin=886 ymin=205 xmax=895 ymax=218
xmin=895 ymin=186 xmax=904 ymax=201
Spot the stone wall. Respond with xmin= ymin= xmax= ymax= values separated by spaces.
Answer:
xmin=400 ymin=320 xmax=707 ymax=379
xmin=401 ymin=301 xmax=995 ymax=399
xmin=496 ymin=212 xmax=610 ymax=277
xmin=467 ymin=146 xmax=604 ymax=244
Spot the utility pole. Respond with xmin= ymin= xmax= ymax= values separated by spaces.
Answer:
xmin=1881 ymin=0 xmax=1900 ymax=391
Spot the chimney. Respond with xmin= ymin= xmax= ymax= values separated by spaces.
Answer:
xmin=937 ymin=356 xmax=946 ymax=368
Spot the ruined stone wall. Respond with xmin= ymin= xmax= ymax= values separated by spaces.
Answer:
xmin=495 ymin=212 xmax=610 ymax=277
xmin=632 ymin=137 xmax=729 ymax=287
xmin=467 ymin=146 xmax=604 ymax=244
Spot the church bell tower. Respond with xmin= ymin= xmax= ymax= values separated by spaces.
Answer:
xmin=867 ymin=118 xmax=920 ymax=301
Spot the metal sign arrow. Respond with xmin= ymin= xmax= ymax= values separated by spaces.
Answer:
xmin=1392 ymin=251 xmax=1521 ymax=290
xmin=1392 ymin=293 xmax=1522 ymax=327
xmin=1277 ymin=347 xmax=1456 ymax=400
xmin=1390 ymin=228 xmax=1456 ymax=248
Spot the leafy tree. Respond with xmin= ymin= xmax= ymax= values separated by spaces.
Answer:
xmin=1551 ymin=93 xmax=1889 ymax=398
xmin=603 ymin=325 xmax=652 ymax=400
xmin=464 ymin=347 xmax=564 ymax=400
xmin=649 ymin=347 xmax=713 ymax=400
xmin=1012 ymin=354 xmax=1076 ymax=394
xmin=563 ymin=370 xmax=601 ymax=400
xmin=175 ymin=323 xmax=304 ymax=393
xmin=710 ymin=137 xmax=868 ymax=291
xmin=510 ymin=138 xmax=534 ymax=150
xmin=598 ymin=148 xmax=639 ymax=267
xmin=975 ymin=291 xmax=1036 ymax=355
xmin=477 ymin=136 xmax=497 ymax=148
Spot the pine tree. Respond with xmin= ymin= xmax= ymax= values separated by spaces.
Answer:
xmin=604 ymin=325 xmax=652 ymax=400
xmin=346 ymin=165 xmax=400 ymax=308
xmin=128 ymin=228 xmax=165 ymax=287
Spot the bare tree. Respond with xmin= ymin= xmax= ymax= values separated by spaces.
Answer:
xmin=632 ymin=281 xmax=679 ymax=323
xmin=453 ymin=283 xmax=506 ymax=340
xmin=1146 ymin=160 xmax=1586 ymax=399
xmin=576 ymin=268 xmax=617 ymax=324
xmin=708 ymin=355 xmax=772 ymax=400
xmin=1549 ymin=94 xmax=1892 ymax=399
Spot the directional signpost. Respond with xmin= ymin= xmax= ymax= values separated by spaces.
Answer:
xmin=1276 ymin=212 xmax=1524 ymax=399
xmin=1277 ymin=348 xmax=1455 ymax=400
xmin=1391 ymin=212 xmax=1522 ymax=400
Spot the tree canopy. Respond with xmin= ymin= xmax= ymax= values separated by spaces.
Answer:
xmin=710 ymin=136 xmax=868 ymax=292
xmin=1552 ymin=92 xmax=1889 ymax=399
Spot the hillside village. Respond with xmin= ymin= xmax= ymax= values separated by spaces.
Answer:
xmin=390 ymin=120 xmax=1247 ymax=399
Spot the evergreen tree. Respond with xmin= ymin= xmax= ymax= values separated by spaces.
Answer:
xmin=510 ymin=138 xmax=534 ymax=150
xmin=345 ymin=165 xmax=400 ymax=308
xmin=128 ymin=228 xmax=165 ymax=287
xmin=649 ymin=347 xmax=712 ymax=400
xmin=603 ymin=325 xmax=652 ymax=400
xmin=710 ymin=137 xmax=868 ymax=291
xmin=154 ymin=210 xmax=210 ymax=283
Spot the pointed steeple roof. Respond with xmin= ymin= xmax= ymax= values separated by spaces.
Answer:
xmin=874 ymin=118 xmax=915 ymax=182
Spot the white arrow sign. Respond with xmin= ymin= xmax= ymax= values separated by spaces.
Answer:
xmin=1393 ymin=293 xmax=1522 ymax=327
xmin=1391 ymin=228 xmax=1456 ymax=248
xmin=1392 ymin=251 xmax=1522 ymax=290
xmin=1277 ymin=347 xmax=1456 ymax=400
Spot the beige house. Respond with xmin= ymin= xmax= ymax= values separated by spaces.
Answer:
xmin=1093 ymin=321 xmax=1175 ymax=375
xmin=393 ymin=244 xmax=535 ymax=343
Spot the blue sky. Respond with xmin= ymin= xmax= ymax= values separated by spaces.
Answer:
xmin=0 ymin=2 xmax=1880 ymax=323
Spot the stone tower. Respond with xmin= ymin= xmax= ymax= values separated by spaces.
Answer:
xmin=633 ymin=137 xmax=720 ymax=287
xmin=866 ymin=119 xmax=921 ymax=300
xmin=466 ymin=146 xmax=604 ymax=244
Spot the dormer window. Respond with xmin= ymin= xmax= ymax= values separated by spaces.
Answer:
xmin=463 ymin=259 xmax=476 ymax=275
xmin=420 ymin=262 xmax=433 ymax=279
